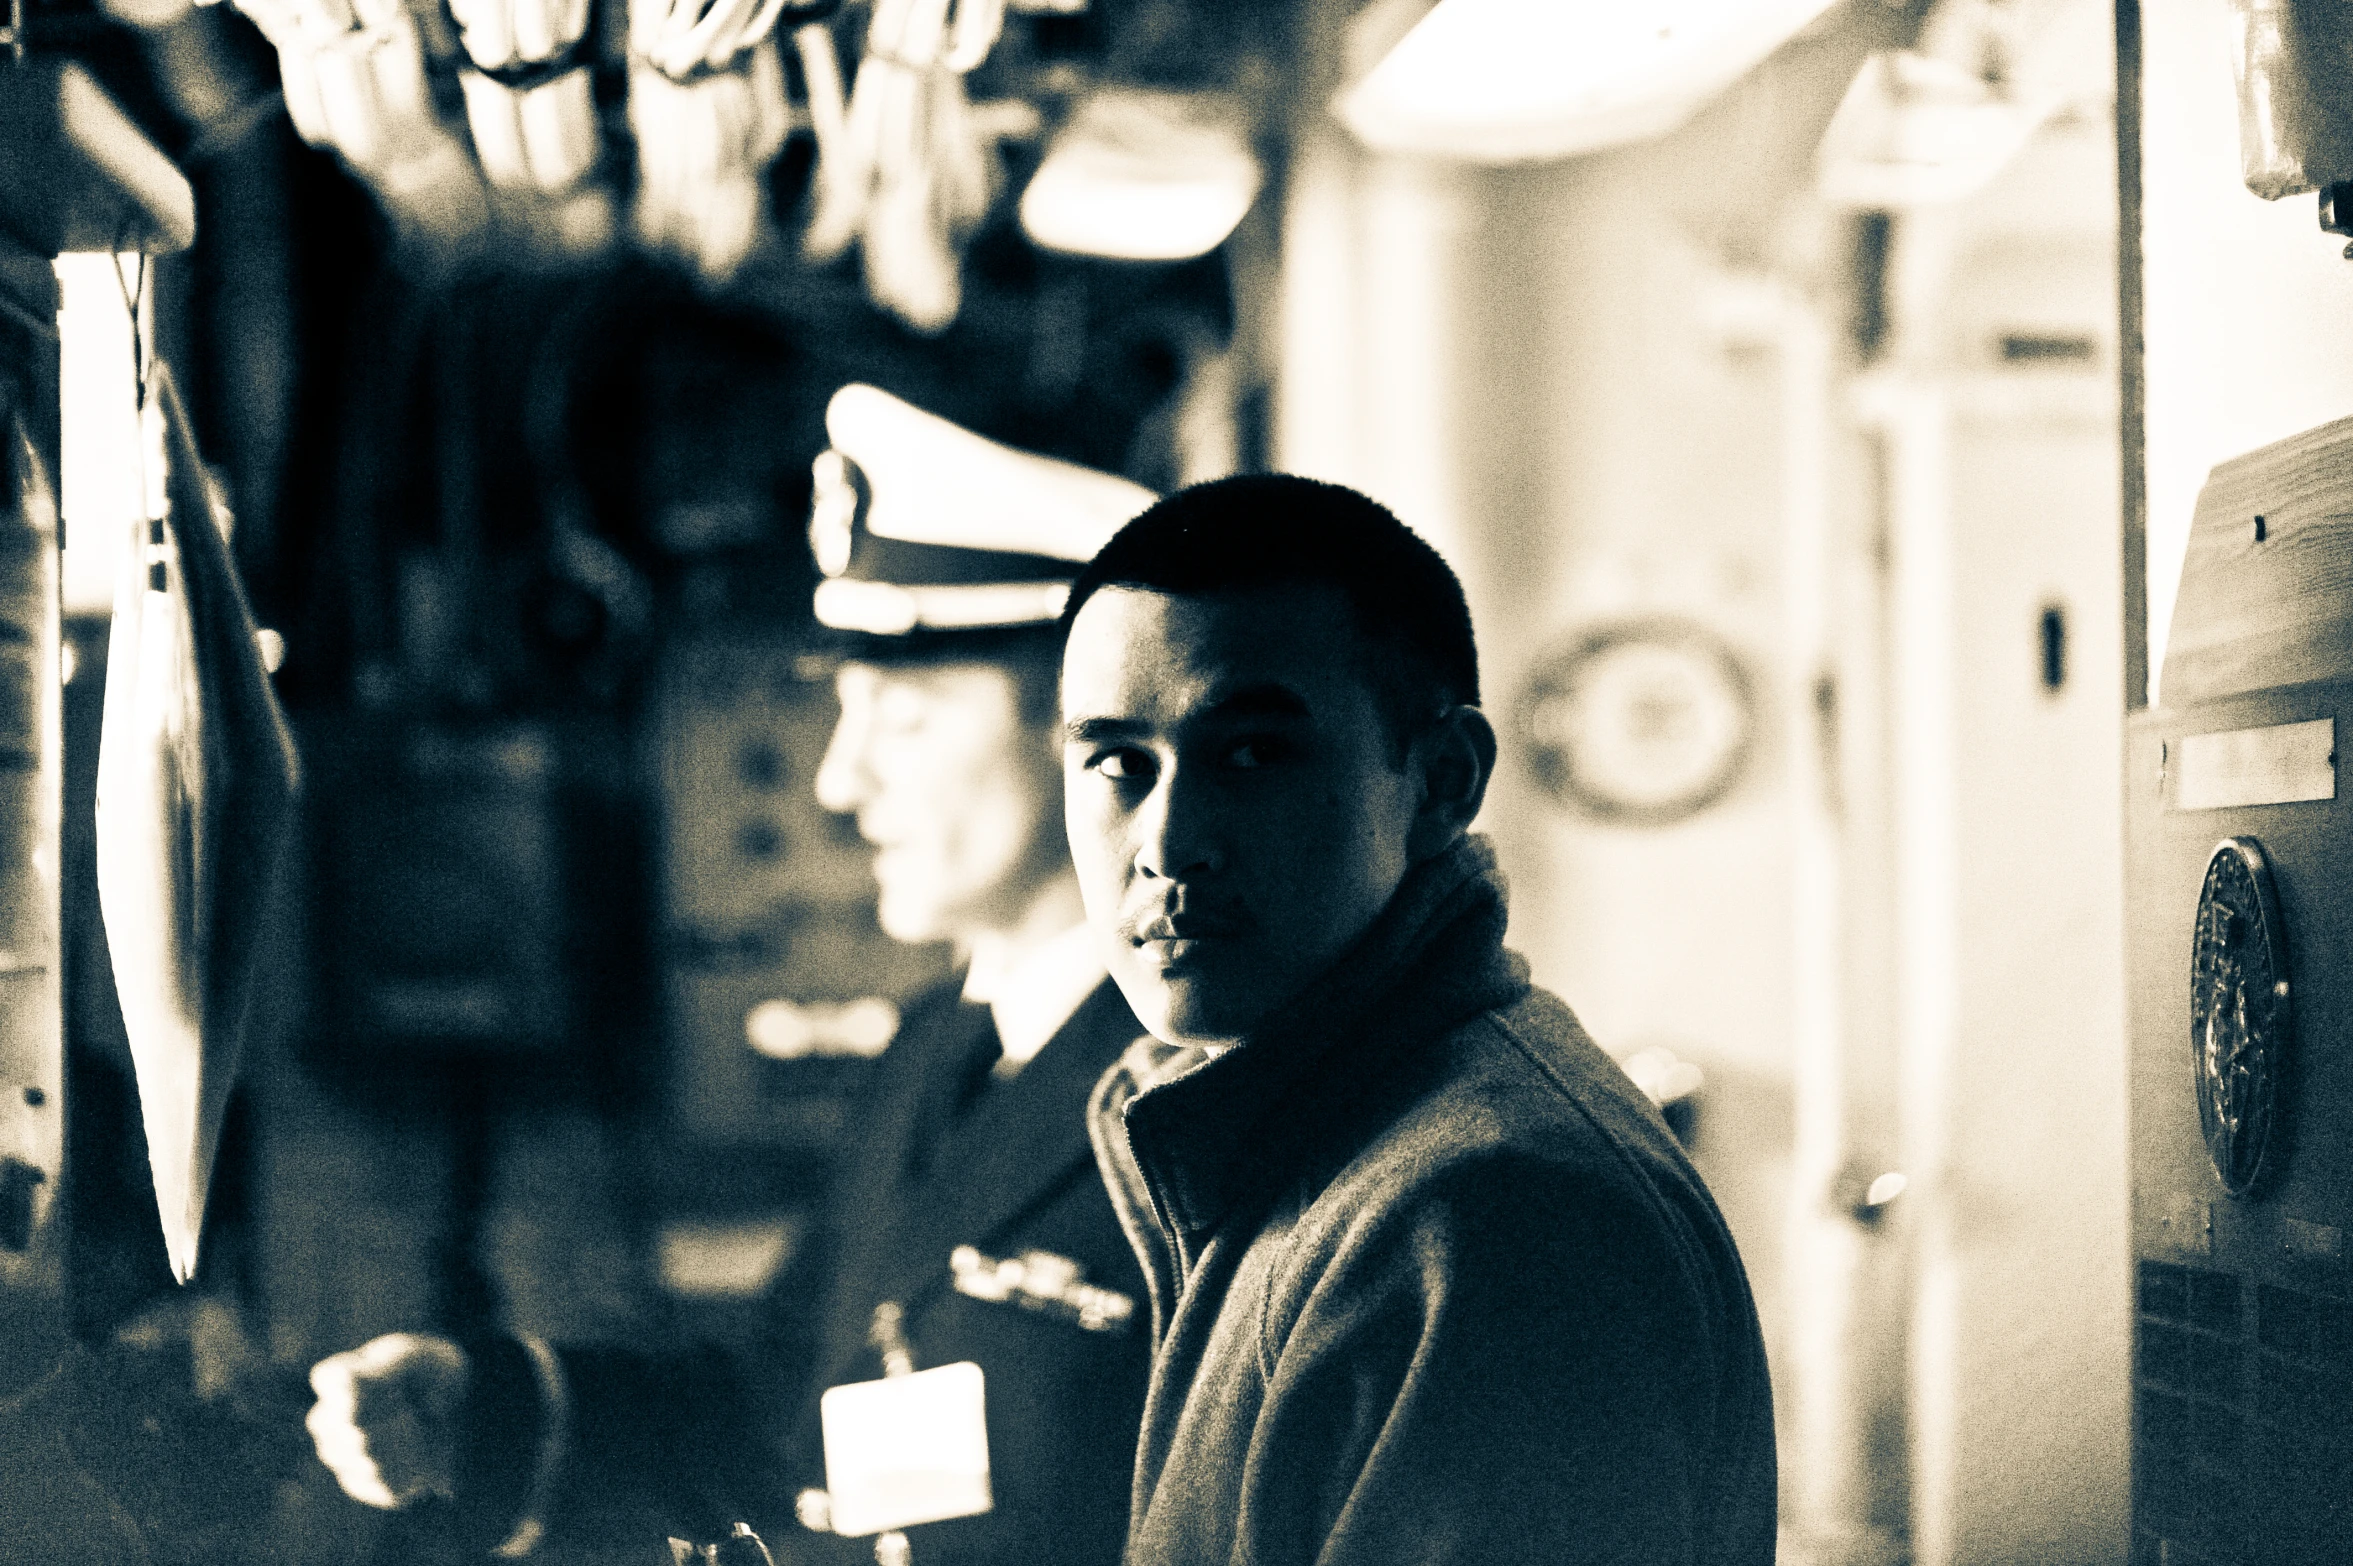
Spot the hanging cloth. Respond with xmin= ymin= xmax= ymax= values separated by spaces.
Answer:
xmin=94 ymin=364 xmax=301 ymax=1284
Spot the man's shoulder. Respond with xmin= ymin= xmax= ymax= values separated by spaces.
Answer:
xmin=1364 ymin=986 xmax=1681 ymax=1185
xmin=1275 ymin=987 xmax=1729 ymax=1284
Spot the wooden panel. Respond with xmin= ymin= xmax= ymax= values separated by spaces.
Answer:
xmin=2162 ymin=414 xmax=2353 ymax=707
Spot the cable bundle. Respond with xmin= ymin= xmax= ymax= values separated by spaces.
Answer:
xmin=448 ymin=0 xmax=601 ymax=196
xmin=233 ymin=0 xmax=486 ymax=239
xmin=799 ymin=0 xmax=1007 ymax=331
xmin=627 ymin=0 xmax=807 ymax=278
xmin=222 ymin=0 xmax=1060 ymax=294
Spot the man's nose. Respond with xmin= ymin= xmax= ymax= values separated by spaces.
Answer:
xmin=1135 ymin=766 xmax=1224 ymax=880
xmin=813 ymin=713 xmax=872 ymax=815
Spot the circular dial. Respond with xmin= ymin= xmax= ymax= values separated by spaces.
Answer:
xmin=2189 ymin=837 xmax=2291 ymax=1197
xmin=1515 ymin=621 xmax=1756 ymax=826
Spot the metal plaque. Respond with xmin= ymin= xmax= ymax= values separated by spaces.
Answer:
xmin=2171 ymin=718 xmax=2335 ymax=811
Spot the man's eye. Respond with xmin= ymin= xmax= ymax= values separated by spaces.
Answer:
xmin=1091 ymin=749 xmax=1154 ymax=781
xmin=1222 ymin=736 xmax=1288 ymax=769
xmin=873 ymin=688 xmax=929 ymax=734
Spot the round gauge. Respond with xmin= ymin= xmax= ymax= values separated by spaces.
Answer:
xmin=1514 ymin=620 xmax=1757 ymax=825
xmin=2189 ymin=836 xmax=2291 ymax=1197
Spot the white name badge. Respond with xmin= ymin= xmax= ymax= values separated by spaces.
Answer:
xmin=819 ymin=1362 xmax=994 ymax=1538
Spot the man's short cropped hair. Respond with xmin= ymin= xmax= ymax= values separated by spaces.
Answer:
xmin=1060 ymin=474 xmax=1479 ymax=750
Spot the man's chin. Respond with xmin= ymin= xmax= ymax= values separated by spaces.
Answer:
xmin=874 ymin=893 xmax=948 ymax=947
xmin=1111 ymin=966 xmax=1268 ymax=1051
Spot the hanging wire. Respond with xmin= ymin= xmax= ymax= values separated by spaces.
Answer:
xmin=111 ymin=248 xmax=149 ymax=409
xmin=107 ymin=246 xmax=156 ymax=548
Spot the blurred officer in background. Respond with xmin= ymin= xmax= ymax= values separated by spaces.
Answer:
xmin=305 ymin=385 xmax=1158 ymax=1565
xmin=1058 ymin=475 xmax=1777 ymax=1566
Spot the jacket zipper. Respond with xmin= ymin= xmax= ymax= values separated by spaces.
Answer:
xmin=1124 ymin=1118 xmax=1187 ymax=1336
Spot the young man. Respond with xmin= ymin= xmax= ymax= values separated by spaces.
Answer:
xmin=1056 ymin=475 xmax=1777 ymax=1565
xmin=306 ymin=386 xmax=1159 ymax=1564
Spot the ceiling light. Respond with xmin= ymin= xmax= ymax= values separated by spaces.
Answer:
xmin=1334 ymin=0 xmax=1838 ymax=164
xmin=1815 ymin=51 xmax=2044 ymax=208
xmin=1021 ymin=88 xmax=1261 ymax=261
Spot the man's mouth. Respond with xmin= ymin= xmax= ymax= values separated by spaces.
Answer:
xmin=1125 ymin=910 xmax=1252 ymax=948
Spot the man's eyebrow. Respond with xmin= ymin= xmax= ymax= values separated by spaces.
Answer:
xmin=1063 ymin=716 xmax=1145 ymax=746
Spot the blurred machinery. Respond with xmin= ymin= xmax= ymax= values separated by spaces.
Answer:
xmin=198 ymin=0 xmax=1284 ymax=323
xmin=655 ymin=638 xmax=943 ymax=1159
xmin=2125 ymin=421 xmax=2353 ymax=1566
xmin=1 ymin=0 xmax=1253 ymax=1419
xmin=278 ymin=272 xmax=895 ymax=1336
xmin=0 ymin=14 xmax=194 ymax=1365
xmin=277 ymin=237 xmax=1230 ymax=1205
xmin=0 ymin=246 xmax=67 ymax=1387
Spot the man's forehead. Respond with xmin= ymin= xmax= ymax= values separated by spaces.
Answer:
xmin=838 ymin=657 xmax=1021 ymax=718
xmin=841 ymin=654 xmax=1010 ymax=688
xmin=1060 ymin=583 xmax=1361 ymax=718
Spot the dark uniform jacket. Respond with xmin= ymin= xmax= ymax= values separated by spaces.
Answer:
xmin=1087 ymin=837 xmax=1777 ymax=1566
xmin=459 ymin=974 xmax=1153 ymax=1565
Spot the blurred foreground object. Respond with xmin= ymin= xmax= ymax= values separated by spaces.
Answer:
xmin=94 ymin=364 xmax=300 ymax=1283
xmin=181 ymin=0 xmax=1264 ymax=319
xmin=0 ymin=65 xmax=191 ymax=1372
xmin=304 ymin=1331 xmax=471 ymax=1508
xmin=1335 ymin=0 xmax=1837 ymax=162
xmin=450 ymin=0 xmax=603 ymax=202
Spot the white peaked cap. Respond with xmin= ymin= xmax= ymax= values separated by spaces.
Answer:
xmin=811 ymin=384 xmax=1159 ymax=637
xmin=828 ymin=384 xmax=1157 ymax=560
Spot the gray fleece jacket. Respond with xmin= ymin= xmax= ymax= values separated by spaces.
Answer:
xmin=1087 ymin=836 xmax=1776 ymax=1566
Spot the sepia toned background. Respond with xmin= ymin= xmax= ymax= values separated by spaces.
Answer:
xmin=5 ymin=0 xmax=2352 ymax=1561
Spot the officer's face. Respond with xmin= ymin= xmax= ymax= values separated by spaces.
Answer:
xmin=817 ymin=659 xmax=1063 ymax=946
xmin=1060 ymin=584 xmax=1421 ymax=1047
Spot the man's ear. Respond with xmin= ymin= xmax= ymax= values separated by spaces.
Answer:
xmin=1407 ymin=706 xmax=1497 ymax=862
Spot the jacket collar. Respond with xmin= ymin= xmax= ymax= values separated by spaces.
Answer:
xmin=963 ymin=917 xmax=1105 ymax=1071
xmin=1116 ymin=834 xmax=1528 ymax=1245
